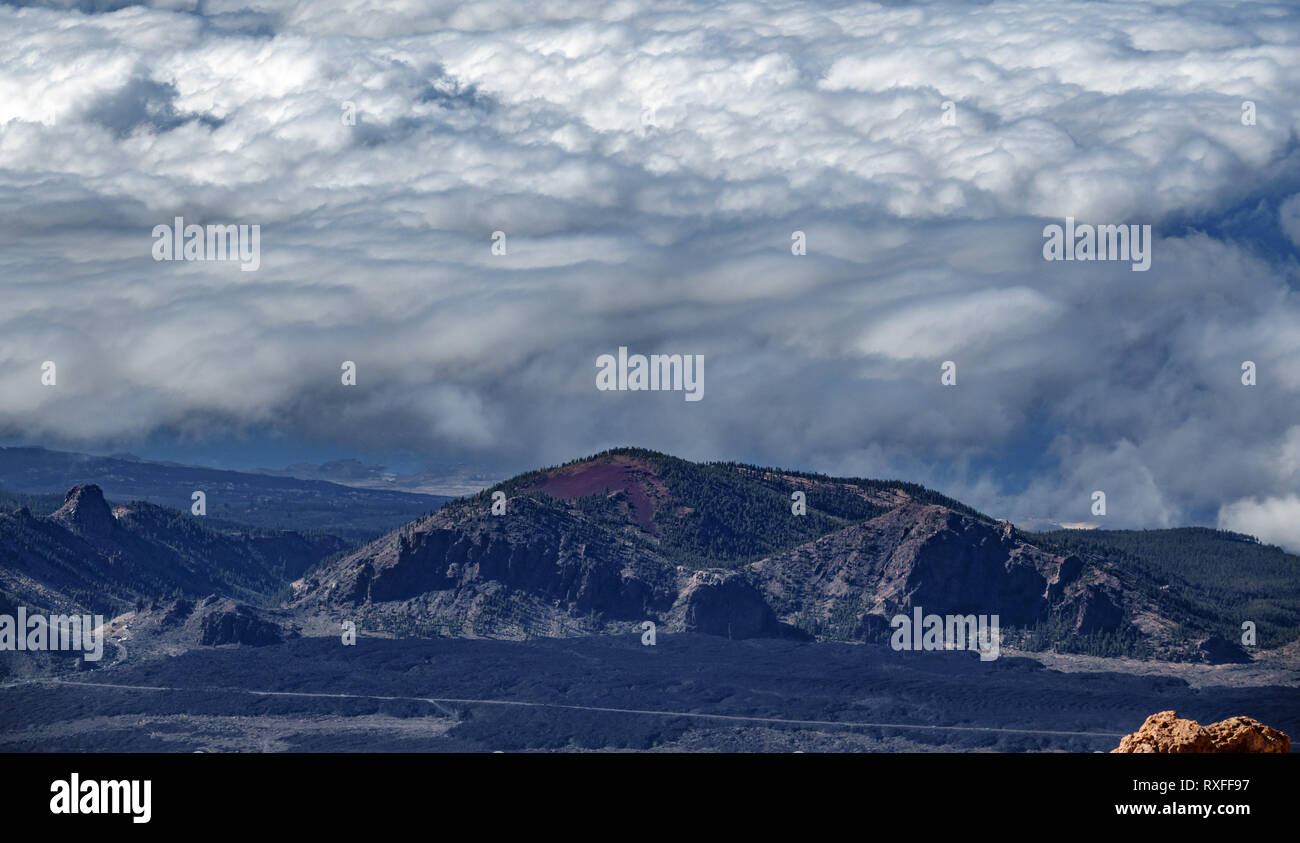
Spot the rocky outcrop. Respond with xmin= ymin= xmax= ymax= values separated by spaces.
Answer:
xmin=106 ymin=596 xmax=291 ymax=653
xmin=190 ymin=597 xmax=283 ymax=646
xmin=747 ymin=503 xmax=1125 ymax=640
xmin=1059 ymin=574 xmax=1126 ymax=635
xmin=666 ymin=570 xmax=779 ymax=639
xmin=320 ymin=498 xmax=676 ymax=611
xmin=50 ymin=485 xmax=116 ymax=541
xmin=1113 ymin=711 xmax=1290 ymax=753
xmin=1113 ymin=710 xmax=1214 ymax=753
xmin=1204 ymin=716 xmax=1291 ymax=753
xmin=157 ymin=597 xmax=195 ymax=629
xmin=297 ymin=495 xmax=682 ymax=636
xmin=1194 ymin=635 xmax=1252 ymax=664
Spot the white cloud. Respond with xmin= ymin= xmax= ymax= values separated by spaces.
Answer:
xmin=0 ymin=0 xmax=1298 ymax=529
xmin=1218 ymin=495 xmax=1300 ymax=553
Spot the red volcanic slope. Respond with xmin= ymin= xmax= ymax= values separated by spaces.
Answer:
xmin=523 ymin=455 xmax=665 ymax=532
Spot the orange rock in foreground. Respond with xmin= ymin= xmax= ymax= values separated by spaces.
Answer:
xmin=1113 ymin=710 xmax=1291 ymax=753
xmin=1204 ymin=716 xmax=1292 ymax=753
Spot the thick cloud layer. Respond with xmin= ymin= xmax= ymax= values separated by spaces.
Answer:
xmin=1 ymin=0 xmax=1298 ymax=544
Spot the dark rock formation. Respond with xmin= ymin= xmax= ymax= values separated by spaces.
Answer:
xmin=50 ymin=485 xmax=115 ymax=541
xmin=191 ymin=597 xmax=283 ymax=646
xmin=1194 ymin=634 xmax=1252 ymax=664
xmin=300 ymin=495 xmax=681 ymax=636
xmin=667 ymin=570 xmax=779 ymax=638
xmin=748 ymin=503 xmax=1116 ymax=640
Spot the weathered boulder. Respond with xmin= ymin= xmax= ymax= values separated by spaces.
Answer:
xmin=1113 ymin=710 xmax=1290 ymax=753
xmin=1204 ymin=716 xmax=1291 ymax=753
xmin=1113 ymin=711 xmax=1214 ymax=753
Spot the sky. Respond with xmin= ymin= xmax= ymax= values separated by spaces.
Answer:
xmin=1 ymin=0 xmax=1298 ymax=546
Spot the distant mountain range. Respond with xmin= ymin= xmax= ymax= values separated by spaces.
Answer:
xmin=253 ymin=458 xmax=498 ymax=498
xmin=3 ymin=447 xmax=1298 ymax=664
xmin=0 ymin=446 xmax=450 ymax=542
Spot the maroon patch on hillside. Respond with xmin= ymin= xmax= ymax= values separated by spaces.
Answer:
xmin=526 ymin=457 xmax=662 ymax=532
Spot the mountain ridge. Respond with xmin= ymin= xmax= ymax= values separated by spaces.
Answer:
xmin=3 ymin=447 xmax=1296 ymax=663
xmin=0 ymin=445 xmax=450 ymax=541
xmin=294 ymin=447 xmax=1300 ymax=659
xmin=0 ymin=484 xmax=347 ymax=617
